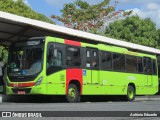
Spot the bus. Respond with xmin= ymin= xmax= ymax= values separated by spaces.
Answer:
xmin=4 ymin=36 xmax=159 ymax=102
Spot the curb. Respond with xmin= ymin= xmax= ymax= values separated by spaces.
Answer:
xmin=135 ymin=95 xmax=160 ymax=101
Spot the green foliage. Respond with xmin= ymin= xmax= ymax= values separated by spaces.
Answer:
xmin=51 ymin=0 xmax=131 ymax=32
xmin=0 ymin=0 xmax=54 ymax=24
xmin=105 ymin=16 xmax=159 ymax=48
xmin=0 ymin=46 xmax=8 ymax=63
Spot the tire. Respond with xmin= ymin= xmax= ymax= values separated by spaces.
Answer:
xmin=126 ymin=85 xmax=135 ymax=101
xmin=66 ymin=84 xmax=80 ymax=103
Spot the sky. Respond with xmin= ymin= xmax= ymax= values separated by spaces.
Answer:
xmin=20 ymin=0 xmax=160 ymax=28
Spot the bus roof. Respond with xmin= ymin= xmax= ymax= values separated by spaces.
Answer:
xmin=0 ymin=11 xmax=160 ymax=55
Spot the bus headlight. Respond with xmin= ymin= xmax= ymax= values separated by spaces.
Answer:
xmin=35 ymin=77 xmax=43 ymax=86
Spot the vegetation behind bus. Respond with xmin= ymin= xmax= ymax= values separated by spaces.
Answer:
xmin=105 ymin=16 xmax=160 ymax=49
xmin=0 ymin=0 xmax=54 ymax=24
xmin=51 ymin=0 xmax=132 ymax=32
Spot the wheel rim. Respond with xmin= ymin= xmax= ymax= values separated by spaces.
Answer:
xmin=68 ymin=88 xmax=76 ymax=99
xmin=128 ymin=89 xmax=134 ymax=99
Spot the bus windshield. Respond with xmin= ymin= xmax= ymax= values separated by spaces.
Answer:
xmin=8 ymin=41 xmax=43 ymax=77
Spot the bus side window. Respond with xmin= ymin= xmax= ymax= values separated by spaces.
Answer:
xmin=86 ymin=50 xmax=91 ymax=68
xmin=113 ymin=53 xmax=125 ymax=71
xmin=143 ymin=58 xmax=151 ymax=74
xmin=137 ymin=57 xmax=143 ymax=73
xmin=126 ymin=55 xmax=137 ymax=73
xmin=92 ymin=51 xmax=98 ymax=68
xmin=66 ymin=46 xmax=81 ymax=67
xmin=101 ymin=51 xmax=107 ymax=70
xmin=106 ymin=52 xmax=112 ymax=69
xmin=152 ymin=60 xmax=157 ymax=75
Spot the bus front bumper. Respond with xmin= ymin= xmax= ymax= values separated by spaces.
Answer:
xmin=6 ymin=84 xmax=46 ymax=95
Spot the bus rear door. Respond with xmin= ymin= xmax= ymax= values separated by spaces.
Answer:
xmin=86 ymin=48 xmax=99 ymax=84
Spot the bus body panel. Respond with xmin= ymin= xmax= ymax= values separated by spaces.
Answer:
xmin=66 ymin=68 xmax=83 ymax=94
xmin=82 ymin=71 xmax=158 ymax=95
xmin=46 ymin=70 xmax=66 ymax=95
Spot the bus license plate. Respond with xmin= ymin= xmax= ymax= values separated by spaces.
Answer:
xmin=18 ymin=91 xmax=25 ymax=94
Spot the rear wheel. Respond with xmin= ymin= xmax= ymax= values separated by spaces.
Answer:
xmin=66 ymin=84 xmax=80 ymax=103
xmin=126 ymin=85 xmax=135 ymax=101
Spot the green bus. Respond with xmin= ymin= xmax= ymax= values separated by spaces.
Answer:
xmin=4 ymin=36 xmax=159 ymax=102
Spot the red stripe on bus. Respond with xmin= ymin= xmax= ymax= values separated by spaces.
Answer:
xmin=9 ymin=82 xmax=35 ymax=87
xmin=65 ymin=39 xmax=81 ymax=46
xmin=66 ymin=68 xmax=83 ymax=95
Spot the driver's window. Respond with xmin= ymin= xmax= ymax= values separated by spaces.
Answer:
xmin=47 ymin=44 xmax=63 ymax=67
xmin=47 ymin=44 xmax=54 ymax=67
xmin=47 ymin=43 xmax=63 ymax=75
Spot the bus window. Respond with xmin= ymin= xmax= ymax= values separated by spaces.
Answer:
xmin=152 ymin=60 xmax=157 ymax=75
xmin=137 ymin=57 xmax=143 ymax=73
xmin=101 ymin=51 xmax=107 ymax=70
xmin=143 ymin=58 xmax=152 ymax=74
xmin=47 ymin=45 xmax=63 ymax=67
xmin=101 ymin=51 xmax=112 ymax=70
xmin=113 ymin=53 xmax=125 ymax=71
xmin=126 ymin=55 xmax=137 ymax=73
xmin=66 ymin=46 xmax=81 ymax=67
xmin=106 ymin=52 xmax=112 ymax=69
xmin=47 ymin=43 xmax=63 ymax=75
xmin=86 ymin=50 xmax=91 ymax=68
xmin=86 ymin=49 xmax=98 ymax=69
xmin=92 ymin=50 xmax=98 ymax=68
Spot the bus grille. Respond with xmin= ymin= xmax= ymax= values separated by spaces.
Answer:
xmin=12 ymin=88 xmax=31 ymax=94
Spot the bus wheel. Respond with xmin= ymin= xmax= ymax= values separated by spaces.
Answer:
xmin=66 ymin=84 xmax=80 ymax=103
xmin=126 ymin=85 xmax=135 ymax=101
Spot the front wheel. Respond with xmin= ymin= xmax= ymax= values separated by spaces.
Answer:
xmin=126 ymin=85 xmax=135 ymax=101
xmin=66 ymin=84 xmax=80 ymax=103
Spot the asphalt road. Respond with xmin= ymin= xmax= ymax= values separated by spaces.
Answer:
xmin=0 ymin=97 xmax=160 ymax=111
xmin=0 ymin=95 xmax=160 ymax=119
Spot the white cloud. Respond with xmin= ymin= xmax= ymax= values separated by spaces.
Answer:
xmin=116 ymin=0 xmax=160 ymax=28
xmin=23 ymin=0 xmax=30 ymax=6
xmin=131 ymin=7 xmax=160 ymax=28
xmin=147 ymin=3 xmax=159 ymax=10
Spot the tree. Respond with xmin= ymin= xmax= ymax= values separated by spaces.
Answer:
xmin=105 ymin=16 xmax=159 ymax=48
xmin=51 ymin=0 xmax=131 ymax=33
xmin=0 ymin=0 xmax=54 ymax=24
